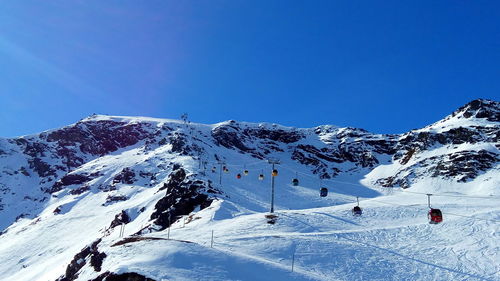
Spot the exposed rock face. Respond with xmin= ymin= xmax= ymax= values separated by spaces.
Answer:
xmin=378 ymin=149 xmax=499 ymax=188
xmin=50 ymin=172 xmax=100 ymax=193
xmin=211 ymin=122 xmax=399 ymax=174
xmin=212 ymin=123 xmax=253 ymax=152
xmin=103 ymin=195 xmax=128 ymax=206
xmin=57 ymin=239 xmax=106 ymax=281
xmin=69 ymin=185 xmax=90 ymax=195
xmin=112 ymin=168 xmax=136 ymax=185
xmin=91 ymin=272 xmax=156 ymax=281
xmin=434 ymin=150 xmax=498 ymax=181
xmin=150 ymin=167 xmax=215 ymax=231
xmin=158 ymin=165 xmax=186 ymax=191
xmin=109 ymin=210 xmax=131 ymax=229
xmin=243 ymin=127 xmax=304 ymax=143
xmin=30 ymin=157 xmax=57 ymax=178
xmin=453 ymin=99 xmax=500 ymax=122
xmin=167 ymin=132 xmax=192 ymax=155
xmin=46 ymin=120 xmax=153 ymax=157
xmin=377 ymin=101 xmax=499 ymax=188
xmin=16 ymin=119 xmax=157 ymax=185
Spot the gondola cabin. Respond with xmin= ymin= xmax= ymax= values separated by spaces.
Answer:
xmin=320 ymin=187 xmax=328 ymax=197
xmin=428 ymin=208 xmax=443 ymax=224
xmin=352 ymin=206 xmax=362 ymax=216
xmin=292 ymin=178 xmax=299 ymax=186
xmin=236 ymin=173 xmax=242 ymax=179
xmin=272 ymin=169 xmax=278 ymax=177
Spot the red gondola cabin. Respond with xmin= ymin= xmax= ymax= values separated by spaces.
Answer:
xmin=428 ymin=208 xmax=443 ymax=224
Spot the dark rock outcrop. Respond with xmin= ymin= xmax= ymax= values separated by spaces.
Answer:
xmin=29 ymin=157 xmax=57 ymax=178
xmin=69 ymin=185 xmax=90 ymax=195
xmin=244 ymin=127 xmax=304 ymax=143
xmin=109 ymin=210 xmax=131 ymax=229
xmin=112 ymin=168 xmax=136 ymax=185
xmin=91 ymin=272 xmax=156 ymax=281
xmin=168 ymin=132 xmax=191 ymax=155
xmin=103 ymin=195 xmax=128 ymax=206
xmin=377 ymin=149 xmax=498 ymax=187
xmin=150 ymin=167 xmax=214 ymax=231
xmin=212 ymin=124 xmax=252 ymax=152
xmin=57 ymin=239 xmax=106 ymax=281
xmin=453 ymin=99 xmax=500 ymax=122
xmin=47 ymin=121 xmax=153 ymax=157
xmin=50 ymin=173 xmax=99 ymax=193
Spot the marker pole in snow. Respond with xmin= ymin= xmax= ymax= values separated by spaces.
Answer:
xmin=202 ymin=161 xmax=207 ymax=175
xmin=211 ymin=230 xmax=214 ymax=248
xmin=167 ymin=213 xmax=171 ymax=240
xmin=427 ymin=194 xmax=432 ymax=208
xmin=291 ymin=252 xmax=295 ymax=272
xmin=119 ymin=223 xmax=125 ymax=238
xmin=268 ymin=159 xmax=280 ymax=213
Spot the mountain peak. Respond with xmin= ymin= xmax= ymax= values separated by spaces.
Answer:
xmin=452 ymin=99 xmax=499 ymax=122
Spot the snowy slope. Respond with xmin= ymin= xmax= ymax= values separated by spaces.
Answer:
xmin=0 ymin=99 xmax=498 ymax=281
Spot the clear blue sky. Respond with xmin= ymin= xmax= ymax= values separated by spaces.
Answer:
xmin=0 ymin=1 xmax=498 ymax=137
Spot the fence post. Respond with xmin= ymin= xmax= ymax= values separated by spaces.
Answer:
xmin=167 ymin=214 xmax=171 ymax=240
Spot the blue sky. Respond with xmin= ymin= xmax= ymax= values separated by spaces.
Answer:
xmin=0 ymin=1 xmax=498 ymax=137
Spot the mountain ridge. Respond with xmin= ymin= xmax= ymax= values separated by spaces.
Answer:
xmin=0 ymin=99 xmax=498 ymax=280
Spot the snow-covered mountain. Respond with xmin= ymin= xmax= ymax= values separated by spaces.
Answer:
xmin=0 ymin=99 xmax=498 ymax=281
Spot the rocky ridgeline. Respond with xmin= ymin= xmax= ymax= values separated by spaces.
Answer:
xmin=377 ymin=99 xmax=499 ymax=188
xmin=209 ymin=100 xmax=497 ymax=186
xmin=0 ymin=99 xmax=498 ymax=226
xmin=447 ymin=98 xmax=499 ymax=123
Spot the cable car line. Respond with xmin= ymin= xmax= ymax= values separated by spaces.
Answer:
xmin=198 ymin=155 xmax=498 ymax=198
xmin=198 ymin=157 xmax=500 ymax=223
xmin=393 ymin=189 xmax=500 ymax=200
xmin=369 ymin=199 xmax=500 ymax=224
xmin=277 ymin=164 xmax=500 ymax=200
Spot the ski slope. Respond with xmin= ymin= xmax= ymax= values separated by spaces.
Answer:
xmin=0 ymin=159 xmax=498 ymax=281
